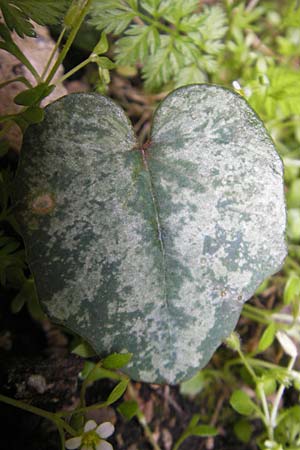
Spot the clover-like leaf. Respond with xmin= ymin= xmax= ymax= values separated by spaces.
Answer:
xmin=13 ymin=85 xmax=286 ymax=384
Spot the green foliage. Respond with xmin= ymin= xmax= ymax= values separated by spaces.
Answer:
xmin=234 ymin=419 xmax=253 ymax=444
xmin=72 ymin=340 xmax=97 ymax=357
xmin=257 ymin=322 xmax=277 ymax=353
xmin=180 ymin=371 xmax=208 ymax=398
xmin=14 ymin=84 xmax=55 ymax=106
xmin=230 ymin=390 xmax=257 ymax=416
xmin=275 ymin=406 xmax=300 ymax=448
xmin=90 ymin=0 xmax=227 ymax=91
xmin=283 ymin=0 xmax=300 ymax=28
xmin=0 ymin=0 xmax=70 ymax=37
xmin=117 ymin=400 xmax=139 ymax=421
xmin=246 ymin=67 xmax=300 ymax=120
xmin=173 ymin=414 xmax=217 ymax=450
xmin=284 ymin=274 xmax=300 ymax=304
xmin=106 ymin=379 xmax=129 ymax=405
xmin=102 ymin=352 xmax=133 ymax=370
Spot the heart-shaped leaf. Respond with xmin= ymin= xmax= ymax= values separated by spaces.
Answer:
xmin=13 ymin=85 xmax=287 ymax=384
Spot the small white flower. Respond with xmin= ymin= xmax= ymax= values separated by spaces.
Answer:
xmin=65 ymin=419 xmax=114 ymax=450
xmin=276 ymin=331 xmax=298 ymax=359
xmin=232 ymin=80 xmax=241 ymax=91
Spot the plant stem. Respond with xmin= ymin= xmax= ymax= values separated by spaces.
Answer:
xmin=236 ymin=348 xmax=258 ymax=382
xmin=0 ymin=394 xmax=76 ymax=436
xmin=41 ymin=26 xmax=67 ymax=80
xmin=227 ymin=356 xmax=300 ymax=383
xmin=270 ymin=356 xmax=297 ymax=429
xmin=127 ymin=382 xmax=162 ymax=450
xmin=45 ymin=0 xmax=93 ymax=85
xmin=242 ymin=304 xmax=271 ymax=325
xmin=257 ymin=382 xmax=271 ymax=432
xmin=0 ymin=121 xmax=14 ymax=138
xmin=79 ymin=361 xmax=103 ymax=408
xmin=173 ymin=435 xmax=187 ymax=450
xmin=57 ymin=401 xmax=107 ymax=417
xmin=0 ymin=76 xmax=32 ymax=90
xmin=55 ymin=57 xmax=92 ymax=84
xmin=285 ymin=256 xmax=300 ymax=274
xmin=57 ymin=425 xmax=66 ymax=450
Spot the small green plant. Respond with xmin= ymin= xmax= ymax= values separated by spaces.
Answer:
xmin=0 ymin=352 xmax=132 ymax=450
xmin=90 ymin=0 xmax=228 ymax=91
xmin=0 ymin=0 xmax=115 ymax=150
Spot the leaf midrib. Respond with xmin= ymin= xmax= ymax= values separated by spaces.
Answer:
xmin=141 ymin=148 xmax=173 ymax=375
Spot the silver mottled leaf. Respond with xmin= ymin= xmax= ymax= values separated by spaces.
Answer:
xmin=14 ymin=85 xmax=287 ymax=384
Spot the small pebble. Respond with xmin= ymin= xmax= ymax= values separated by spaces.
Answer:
xmin=27 ymin=374 xmax=47 ymax=394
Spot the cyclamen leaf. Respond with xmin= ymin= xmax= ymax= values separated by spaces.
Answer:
xmin=14 ymin=86 xmax=286 ymax=384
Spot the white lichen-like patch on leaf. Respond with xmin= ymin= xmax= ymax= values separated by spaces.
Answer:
xmin=14 ymin=86 xmax=287 ymax=384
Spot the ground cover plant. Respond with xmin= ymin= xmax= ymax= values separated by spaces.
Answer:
xmin=0 ymin=1 xmax=300 ymax=449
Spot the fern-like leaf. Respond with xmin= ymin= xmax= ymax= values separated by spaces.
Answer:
xmin=90 ymin=0 xmax=136 ymax=35
xmin=116 ymin=25 xmax=160 ymax=65
xmin=0 ymin=0 xmax=70 ymax=37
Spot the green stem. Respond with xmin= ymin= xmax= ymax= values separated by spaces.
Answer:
xmin=79 ymin=361 xmax=103 ymax=408
xmin=285 ymin=256 xmax=300 ymax=274
xmin=0 ymin=394 xmax=76 ymax=436
xmin=243 ymin=304 xmax=272 ymax=318
xmin=173 ymin=435 xmax=187 ymax=450
xmin=270 ymin=356 xmax=297 ymax=429
xmin=236 ymin=348 xmax=258 ymax=382
xmin=57 ymin=425 xmax=66 ymax=450
xmin=257 ymin=382 xmax=271 ymax=435
xmin=41 ymin=26 xmax=67 ymax=80
xmin=0 ymin=76 xmax=32 ymax=90
xmin=45 ymin=0 xmax=93 ymax=85
xmin=226 ymin=357 xmax=300 ymax=384
xmin=0 ymin=121 xmax=14 ymax=138
xmin=55 ymin=57 xmax=92 ymax=84
xmin=228 ymin=350 xmax=272 ymax=435
xmin=242 ymin=306 xmax=271 ymax=325
xmin=127 ymin=382 xmax=162 ymax=450
xmin=57 ymin=402 xmax=107 ymax=417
